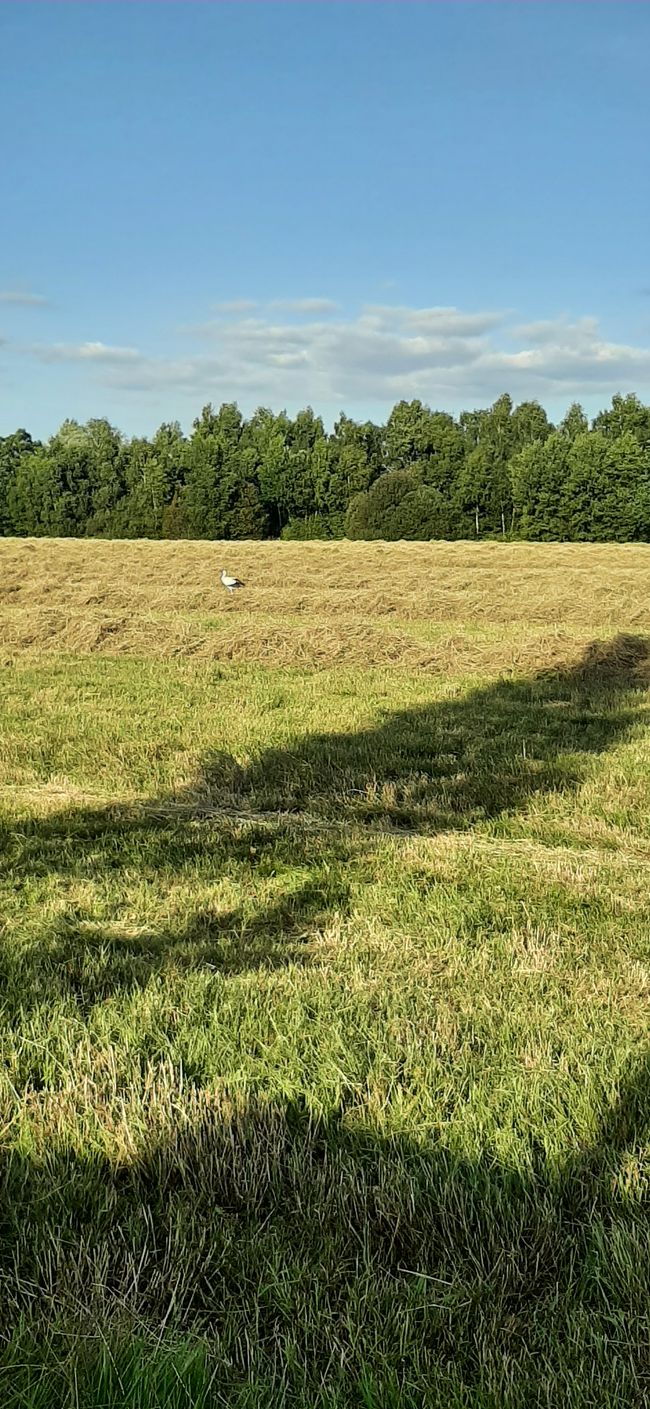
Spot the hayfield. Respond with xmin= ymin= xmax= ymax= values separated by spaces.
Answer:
xmin=1 ymin=537 xmax=649 ymax=1408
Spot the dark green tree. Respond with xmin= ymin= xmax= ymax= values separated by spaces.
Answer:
xmin=510 ymin=432 xmax=572 ymax=540
xmin=184 ymin=403 xmax=268 ymax=539
xmin=83 ymin=419 xmax=126 ymax=535
xmin=6 ymin=447 xmax=59 ymax=535
xmin=3 ymin=391 xmax=650 ymax=545
xmin=511 ymin=399 xmax=553 ymax=450
xmin=558 ymin=432 xmax=650 ymax=542
xmin=183 ymin=405 xmax=229 ymax=539
xmin=9 ymin=421 xmax=103 ymax=536
xmin=0 ymin=430 xmax=38 ymax=534
xmin=346 ymin=469 xmax=451 ymax=541
xmin=253 ymin=407 xmax=326 ymax=532
xmin=458 ymin=395 xmax=516 ymax=536
xmin=316 ymin=414 xmax=382 ymax=533
xmin=119 ymin=422 xmax=186 ymax=538
xmin=559 ymin=402 xmax=589 ymax=439
xmin=249 ymin=408 xmax=292 ymax=535
xmin=593 ymin=393 xmax=650 ymax=448
xmin=383 ymin=400 xmax=464 ymax=496
xmin=602 ymin=432 xmax=650 ymax=540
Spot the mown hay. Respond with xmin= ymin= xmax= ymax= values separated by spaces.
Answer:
xmin=3 ymin=536 xmax=650 ymax=671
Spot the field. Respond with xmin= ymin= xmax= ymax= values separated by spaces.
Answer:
xmin=1 ymin=537 xmax=650 ymax=1408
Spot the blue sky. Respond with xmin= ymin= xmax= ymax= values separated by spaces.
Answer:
xmin=2 ymin=1 xmax=650 ymax=439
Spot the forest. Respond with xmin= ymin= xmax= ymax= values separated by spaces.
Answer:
xmin=2 ymin=391 xmax=650 ymax=543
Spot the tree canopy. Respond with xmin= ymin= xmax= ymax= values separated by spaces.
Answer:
xmin=2 ymin=392 xmax=650 ymax=543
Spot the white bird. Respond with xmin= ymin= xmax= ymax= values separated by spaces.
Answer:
xmin=220 ymin=568 xmax=244 ymax=595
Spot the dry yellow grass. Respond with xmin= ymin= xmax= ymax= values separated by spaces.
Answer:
xmin=3 ymin=535 xmax=650 ymax=672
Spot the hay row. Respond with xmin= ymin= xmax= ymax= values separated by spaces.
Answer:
xmin=0 ymin=606 xmax=614 ymax=673
xmin=3 ymin=536 xmax=650 ymax=628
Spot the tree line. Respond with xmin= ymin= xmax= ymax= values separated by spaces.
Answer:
xmin=2 ymin=391 xmax=650 ymax=543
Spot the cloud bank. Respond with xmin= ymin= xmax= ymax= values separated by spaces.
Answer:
xmin=20 ymin=302 xmax=650 ymax=411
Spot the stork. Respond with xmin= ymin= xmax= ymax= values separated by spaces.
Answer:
xmin=220 ymin=568 xmax=244 ymax=595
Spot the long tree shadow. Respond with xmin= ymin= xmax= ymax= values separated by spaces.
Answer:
xmin=1 ymin=633 xmax=649 ymax=1012
xmin=0 ymin=816 xmax=354 ymax=1013
xmin=1 ymin=636 xmax=650 ymax=1401
xmin=0 ymin=1045 xmax=648 ymax=1405
xmin=203 ymin=632 xmax=650 ymax=828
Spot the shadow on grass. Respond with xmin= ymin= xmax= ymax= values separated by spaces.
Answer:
xmin=203 ymin=632 xmax=650 ymax=829
xmin=0 ymin=636 xmax=649 ymax=1402
xmin=0 ymin=1045 xmax=648 ymax=1406
xmin=0 ymin=821 xmax=355 ymax=1013
xmin=1 ymin=633 xmax=649 ymax=1009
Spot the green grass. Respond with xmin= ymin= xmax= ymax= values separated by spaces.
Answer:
xmin=1 ymin=630 xmax=649 ymax=1406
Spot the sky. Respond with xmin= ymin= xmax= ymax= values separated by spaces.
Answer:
xmin=1 ymin=0 xmax=650 ymax=440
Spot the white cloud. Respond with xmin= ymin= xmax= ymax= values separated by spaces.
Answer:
xmin=0 ymin=289 xmax=48 ymax=307
xmin=362 ymin=305 xmax=503 ymax=336
xmin=497 ymin=316 xmax=650 ymax=389
xmin=513 ymin=316 xmax=600 ymax=347
xmin=29 ymin=340 xmax=140 ymax=366
xmin=16 ymin=305 xmax=650 ymax=410
xmin=268 ymin=298 xmax=339 ymax=316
